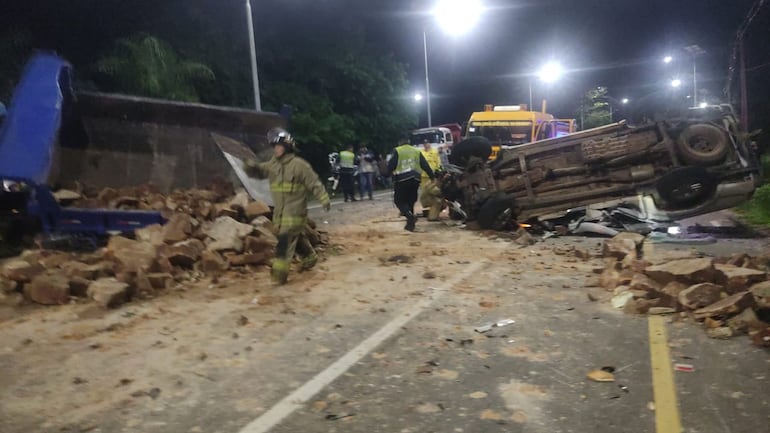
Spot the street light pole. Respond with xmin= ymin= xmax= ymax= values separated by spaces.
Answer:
xmin=692 ymin=60 xmax=697 ymax=107
xmin=422 ymin=29 xmax=432 ymax=127
xmin=245 ymin=0 xmax=261 ymax=111
xmin=528 ymin=78 xmax=533 ymax=111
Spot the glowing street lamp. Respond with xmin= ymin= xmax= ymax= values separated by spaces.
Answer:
xmin=663 ymin=55 xmax=673 ymax=64
xmin=699 ymin=101 xmax=708 ymax=108
xmin=538 ymin=62 xmax=565 ymax=84
xmin=422 ymin=0 xmax=484 ymax=126
xmin=671 ymin=78 xmax=682 ymax=88
xmin=414 ymin=93 xmax=424 ymax=102
xmin=621 ymin=98 xmax=629 ymax=104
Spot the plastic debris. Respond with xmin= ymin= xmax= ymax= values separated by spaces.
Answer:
xmin=587 ymin=369 xmax=615 ymax=382
xmin=674 ymin=363 xmax=695 ymax=372
xmin=474 ymin=318 xmax=516 ymax=333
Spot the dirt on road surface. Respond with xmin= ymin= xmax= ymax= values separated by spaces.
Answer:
xmin=2 ymin=196 xmax=769 ymax=433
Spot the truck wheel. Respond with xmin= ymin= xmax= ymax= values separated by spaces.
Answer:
xmin=676 ymin=124 xmax=729 ymax=166
xmin=449 ymin=137 xmax=492 ymax=167
xmin=656 ymin=167 xmax=717 ymax=209
xmin=477 ymin=193 xmax=516 ymax=231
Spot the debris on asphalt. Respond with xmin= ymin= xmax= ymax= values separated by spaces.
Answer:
xmin=0 ymin=182 xmax=329 ymax=309
xmin=587 ymin=369 xmax=615 ymax=382
xmin=597 ymin=232 xmax=770 ymax=347
xmin=474 ymin=318 xmax=516 ymax=333
xmin=674 ymin=363 xmax=695 ymax=373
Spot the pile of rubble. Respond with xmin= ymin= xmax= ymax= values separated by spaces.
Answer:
xmin=598 ymin=232 xmax=770 ymax=347
xmin=1 ymin=182 xmax=326 ymax=309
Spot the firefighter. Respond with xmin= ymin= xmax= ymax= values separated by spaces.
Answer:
xmin=244 ymin=128 xmax=331 ymax=285
xmin=339 ymin=144 xmax=357 ymax=202
xmin=387 ymin=140 xmax=435 ymax=232
xmin=419 ymin=140 xmax=442 ymax=218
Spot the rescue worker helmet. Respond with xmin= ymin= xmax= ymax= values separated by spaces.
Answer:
xmin=267 ymin=127 xmax=296 ymax=152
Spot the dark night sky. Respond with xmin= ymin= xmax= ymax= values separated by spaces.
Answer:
xmin=3 ymin=0 xmax=768 ymax=128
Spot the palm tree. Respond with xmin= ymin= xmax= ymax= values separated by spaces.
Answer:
xmin=94 ymin=34 xmax=214 ymax=102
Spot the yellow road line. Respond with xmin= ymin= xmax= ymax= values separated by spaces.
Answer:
xmin=648 ymin=316 xmax=683 ymax=433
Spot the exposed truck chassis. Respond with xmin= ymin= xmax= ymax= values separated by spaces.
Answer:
xmin=442 ymin=105 xmax=761 ymax=230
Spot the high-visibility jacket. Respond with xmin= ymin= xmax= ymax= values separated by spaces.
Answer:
xmin=339 ymin=150 xmax=356 ymax=169
xmin=244 ymin=153 xmax=329 ymax=233
xmin=395 ymin=145 xmax=421 ymax=176
xmin=420 ymin=147 xmax=441 ymax=182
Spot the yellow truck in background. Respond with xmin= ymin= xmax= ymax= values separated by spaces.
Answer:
xmin=465 ymin=104 xmax=576 ymax=159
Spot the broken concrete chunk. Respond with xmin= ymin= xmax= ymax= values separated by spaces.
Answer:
xmin=24 ymin=273 xmax=71 ymax=305
xmin=644 ymin=258 xmax=719 ymax=285
xmin=749 ymin=280 xmax=770 ymax=309
xmin=88 ymin=278 xmax=131 ymax=308
xmin=706 ymin=326 xmax=735 ymax=339
xmin=1 ymin=259 xmax=45 ymax=283
xmin=623 ymin=298 xmax=660 ymax=315
xmin=603 ymin=232 xmax=643 ymax=260
xmin=200 ymin=251 xmax=229 ymax=273
xmin=693 ymin=292 xmax=757 ymax=320
xmin=68 ymin=276 xmax=91 ymax=298
xmin=243 ymin=235 xmax=276 ymax=253
xmin=714 ymin=264 xmax=767 ymax=294
xmin=245 ymin=201 xmax=271 ymax=220
xmin=159 ymin=239 xmax=205 ymax=268
xmin=660 ymin=281 xmax=689 ymax=298
xmin=677 ymin=283 xmax=724 ymax=310
xmin=107 ymin=236 xmax=157 ymax=272
xmin=611 ymin=291 xmax=635 ymax=309
xmin=146 ymin=273 xmax=173 ymax=290
xmin=227 ymin=252 xmax=270 ymax=267
xmin=228 ymin=190 xmax=250 ymax=212
xmin=162 ymin=214 xmax=193 ymax=244
xmin=726 ymin=308 xmax=763 ymax=333
xmin=630 ymin=273 xmax=662 ymax=293
xmin=205 ymin=217 xmax=254 ymax=252
xmin=135 ymin=224 xmax=165 ymax=246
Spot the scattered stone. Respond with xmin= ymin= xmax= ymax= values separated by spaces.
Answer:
xmin=623 ymin=298 xmax=660 ymax=315
xmin=228 ymin=191 xmax=250 ymax=212
xmin=693 ymin=292 xmax=757 ymax=320
xmin=200 ymin=251 xmax=229 ymax=273
xmin=243 ymin=236 xmax=275 ymax=253
xmin=161 ymin=214 xmax=193 ymax=244
xmin=648 ymin=307 xmax=676 ymax=315
xmin=751 ymin=327 xmax=770 ymax=347
xmin=749 ymin=280 xmax=770 ymax=309
xmin=514 ymin=228 xmax=535 ymax=246
xmin=24 ymin=273 xmax=71 ymax=305
xmin=611 ymin=292 xmax=634 ymax=309
xmin=159 ymin=239 xmax=205 ymax=268
xmin=244 ymin=200 xmax=271 ymax=219
xmin=714 ymin=264 xmax=767 ymax=294
xmin=146 ymin=273 xmax=173 ymax=290
xmin=587 ymin=369 xmax=615 ymax=382
xmin=422 ymin=271 xmax=436 ymax=279
xmin=68 ymin=276 xmax=92 ymax=297
xmin=107 ymin=236 xmax=157 ymax=272
xmin=574 ymin=249 xmax=591 ymax=260
xmin=205 ymin=216 xmax=254 ymax=252
xmin=677 ymin=283 xmax=724 ymax=310
xmin=227 ymin=252 xmax=269 ymax=267
xmin=629 ymin=273 xmax=662 ymax=293
xmin=602 ymin=235 xmax=639 ymax=260
xmin=38 ymin=252 xmax=73 ymax=269
xmin=726 ymin=308 xmax=763 ymax=333
xmin=0 ymin=276 xmax=16 ymax=294
xmin=88 ymin=278 xmax=132 ymax=308
xmin=645 ymin=258 xmax=720 ymax=285
xmin=706 ymin=326 xmax=734 ymax=339
xmin=1 ymin=259 xmax=44 ymax=283
xmin=660 ymin=281 xmax=689 ymax=298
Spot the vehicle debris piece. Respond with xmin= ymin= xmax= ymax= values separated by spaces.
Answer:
xmin=474 ymin=318 xmax=515 ymax=333
xmin=587 ymin=369 xmax=615 ymax=382
xmin=674 ymin=363 xmax=695 ymax=373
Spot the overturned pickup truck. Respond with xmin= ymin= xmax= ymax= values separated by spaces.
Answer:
xmin=442 ymin=105 xmax=761 ymax=230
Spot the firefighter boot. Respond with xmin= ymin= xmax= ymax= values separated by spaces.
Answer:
xmin=271 ymin=259 xmax=290 ymax=285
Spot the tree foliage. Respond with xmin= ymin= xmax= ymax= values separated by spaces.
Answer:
xmin=577 ymin=86 xmax=612 ymax=130
xmin=93 ymin=34 xmax=214 ymax=102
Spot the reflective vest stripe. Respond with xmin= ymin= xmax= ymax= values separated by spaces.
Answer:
xmin=271 ymin=182 xmax=306 ymax=193
xmin=340 ymin=151 xmax=355 ymax=168
xmin=276 ymin=215 xmax=307 ymax=228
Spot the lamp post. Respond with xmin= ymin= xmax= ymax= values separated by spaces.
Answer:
xmin=245 ymin=0 xmax=261 ymax=111
xmin=421 ymin=0 xmax=483 ymax=127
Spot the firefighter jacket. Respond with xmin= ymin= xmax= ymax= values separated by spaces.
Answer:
xmin=420 ymin=147 xmax=441 ymax=183
xmin=244 ymin=153 xmax=330 ymax=232
xmin=387 ymin=145 xmax=435 ymax=183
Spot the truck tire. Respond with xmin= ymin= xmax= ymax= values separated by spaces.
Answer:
xmin=477 ymin=193 xmax=516 ymax=231
xmin=656 ymin=167 xmax=717 ymax=209
xmin=676 ymin=124 xmax=729 ymax=166
xmin=449 ymin=137 xmax=492 ymax=167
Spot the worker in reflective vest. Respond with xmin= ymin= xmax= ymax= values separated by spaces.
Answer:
xmin=387 ymin=141 xmax=434 ymax=232
xmin=339 ymin=145 xmax=357 ymax=202
xmin=245 ymin=128 xmax=330 ymax=285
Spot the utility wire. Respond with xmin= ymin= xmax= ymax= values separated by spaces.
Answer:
xmin=725 ymin=0 xmax=768 ymax=103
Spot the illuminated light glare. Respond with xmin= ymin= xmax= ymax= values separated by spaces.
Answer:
xmin=621 ymin=98 xmax=629 ymax=104
xmin=519 ymin=223 xmax=532 ymax=228
xmin=670 ymin=79 xmax=682 ymax=88
xmin=538 ymin=62 xmax=565 ymax=83
xmin=663 ymin=55 xmax=673 ymax=64
xmin=667 ymin=226 xmax=681 ymax=235
xmin=699 ymin=102 xmax=708 ymax=108
xmin=433 ymin=0 xmax=484 ymax=36
xmin=414 ymin=93 xmax=423 ymax=102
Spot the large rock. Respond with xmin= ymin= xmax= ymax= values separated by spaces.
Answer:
xmin=644 ymin=258 xmax=720 ymax=285
xmin=200 ymin=251 xmax=229 ymax=273
xmin=749 ymin=280 xmax=770 ymax=309
xmin=159 ymin=239 xmax=205 ymax=268
xmin=135 ymin=224 xmax=165 ymax=246
xmin=68 ymin=276 xmax=92 ymax=298
xmin=693 ymin=292 xmax=757 ymax=320
xmin=147 ymin=273 xmax=173 ymax=290
xmin=714 ymin=264 xmax=767 ymax=294
xmin=205 ymin=217 xmax=254 ymax=252
xmin=629 ymin=273 xmax=662 ymax=293
xmin=603 ymin=232 xmax=645 ymax=260
xmin=1 ymin=259 xmax=44 ymax=283
xmin=678 ymin=283 xmax=724 ymax=310
xmin=24 ymin=273 xmax=71 ymax=305
xmin=661 ymin=281 xmax=689 ymax=298
xmin=88 ymin=278 xmax=131 ymax=308
xmin=38 ymin=252 xmax=73 ymax=269
xmin=107 ymin=236 xmax=157 ymax=272
xmin=228 ymin=190 xmax=250 ymax=212
xmin=245 ymin=201 xmax=271 ymax=220
xmin=726 ymin=308 xmax=763 ymax=333
xmin=227 ymin=252 xmax=270 ymax=267
xmin=244 ymin=236 xmax=276 ymax=253
xmin=162 ymin=214 xmax=193 ymax=244
xmin=1 ymin=276 xmax=17 ymax=294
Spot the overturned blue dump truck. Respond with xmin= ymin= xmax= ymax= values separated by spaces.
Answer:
xmin=0 ymin=54 xmax=284 ymax=252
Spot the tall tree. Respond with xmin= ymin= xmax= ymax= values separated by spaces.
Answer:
xmin=93 ymin=34 xmax=215 ymax=102
xmin=577 ymin=86 xmax=612 ymax=130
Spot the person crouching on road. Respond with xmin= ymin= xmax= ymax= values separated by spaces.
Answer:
xmin=244 ymin=128 xmax=331 ymax=285
xmin=387 ymin=141 xmax=435 ymax=232
xmin=419 ymin=140 xmax=442 ymax=219
xmin=339 ymin=144 xmax=357 ymax=202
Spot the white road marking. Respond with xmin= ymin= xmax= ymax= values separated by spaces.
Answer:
xmin=238 ymin=261 xmax=486 ymax=433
